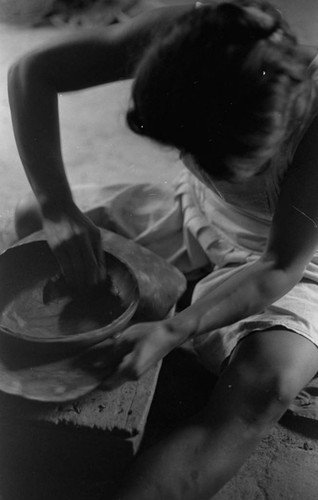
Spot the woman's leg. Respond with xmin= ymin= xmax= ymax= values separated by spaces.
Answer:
xmin=115 ymin=329 xmax=318 ymax=500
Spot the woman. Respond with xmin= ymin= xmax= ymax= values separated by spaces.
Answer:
xmin=8 ymin=1 xmax=318 ymax=498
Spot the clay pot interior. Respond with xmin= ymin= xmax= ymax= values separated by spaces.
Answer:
xmin=0 ymin=241 xmax=139 ymax=348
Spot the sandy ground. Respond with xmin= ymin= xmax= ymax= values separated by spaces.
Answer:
xmin=1 ymin=1 xmax=318 ymax=499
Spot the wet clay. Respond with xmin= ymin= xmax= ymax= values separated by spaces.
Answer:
xmin=2 ymin=276 xmax=125 ymax=338
xmin=0 ymin=241 xmax=138 ymax=341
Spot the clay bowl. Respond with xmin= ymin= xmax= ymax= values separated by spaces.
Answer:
xmin=0 ymin=240 xmax=139 ymax=350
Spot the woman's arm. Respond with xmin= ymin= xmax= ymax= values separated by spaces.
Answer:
xmin=168 ymin=113 xmax=318 ymax=339
xmin=105 ymin=112 xmax=318 ymax=388
xmin=8 ymin=5 xmax=191 ymax=204
xmin=7 ymin=5 xmax=191 ymax=289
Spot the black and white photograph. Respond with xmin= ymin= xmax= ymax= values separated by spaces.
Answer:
xmin=0 ymin=1 xmax=318 ymax=499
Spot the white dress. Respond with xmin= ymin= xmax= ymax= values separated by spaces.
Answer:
xmin=65 ymin=55 xmax=318 ymax=373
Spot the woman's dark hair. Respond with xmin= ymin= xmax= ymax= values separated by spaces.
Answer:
xmin=127 ymin=0 xmax=312 ymax=181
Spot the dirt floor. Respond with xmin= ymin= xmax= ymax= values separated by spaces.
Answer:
xmin=1 ymin=1 xmax=318 ymax=499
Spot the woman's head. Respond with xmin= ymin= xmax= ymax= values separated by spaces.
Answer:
xmin=127 ymin=0 xmax=313 ymax=182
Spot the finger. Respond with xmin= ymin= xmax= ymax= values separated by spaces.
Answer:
xmin=103 ymin=352 xmax=139 ymax=390
xmin=112 ymin=330 xmax=141 ymax=362
xmin=91 ymin=228 xmax=104 ymax=266
xmin=101 ymin=334 xmax=139 ymax=390
xmin=53 ymin=242 xmax=83 ymax=289
xmin=77 ymin=231 xmax=102 ymax=288
xmin=67 ymin=236 xmax=95 ymax=290
xmin=91 ymin=233 xmax=107 ymax=285
xmin=62 ymin=230 xmax=102 ymax=291
xmin=82 ymin=338 xmax=118 ymax=377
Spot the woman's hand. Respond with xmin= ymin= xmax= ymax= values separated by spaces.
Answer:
xmin=42 ymin=201 xmax=106 ymax=291
xmin=104 ymin=321 xmax=186 ymax=390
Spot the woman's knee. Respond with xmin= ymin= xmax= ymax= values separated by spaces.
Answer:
xmin=211 ymin=329 xmax=318 ymax=428
xmin=211 ymin=359 xmax=298 ymax=430
xmin=236 ymin=361 xmax=296 ymax=416
xmin=14 ymin=193 xmax=42 ymax=239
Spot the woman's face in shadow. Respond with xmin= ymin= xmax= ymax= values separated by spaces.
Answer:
xmin=180 ymin=151 xmax=271 ymax=187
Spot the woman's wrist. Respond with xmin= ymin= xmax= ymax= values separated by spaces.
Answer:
xmin=39 ymin=190 xmax=75 ymax=218
xmin=163 ymin=310 xmax=199 ymax=344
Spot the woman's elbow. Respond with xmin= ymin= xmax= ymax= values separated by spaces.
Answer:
xmin=8 ymin=52 xmax=51 ymax=97
xmin=8 ymin=58 xmax=22 ymax=90
xmin=8 ymin=55 xmax=34 ymax=97
xmin=258 ymin=254 xmax=304 ymax=303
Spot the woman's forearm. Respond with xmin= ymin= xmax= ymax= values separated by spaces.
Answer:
xmin=165 ymin=257 xmax=301 ymax=341
xmin=8 ymin=58 xmax=73 ymax=213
